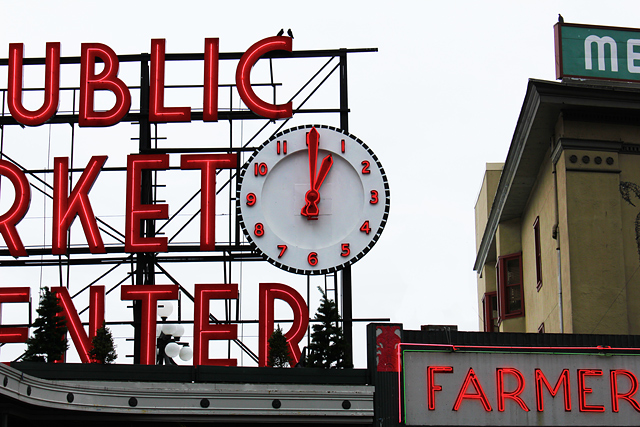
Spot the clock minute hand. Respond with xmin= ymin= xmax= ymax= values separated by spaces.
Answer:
xmin=301 ymin=127 xmax=326 ymax=219
xmin=307 ymin=127 xmax=319 ymax=190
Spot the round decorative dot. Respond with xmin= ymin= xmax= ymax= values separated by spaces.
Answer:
xmin=26 ymin=386 xmax=31 ymax=396
xmin=595 ymin=156 xmax=602 ymax=164
xmin=200 ymin=398 xmax=210 ymax=408
xmin=128 ymin=397 xmax=138 ymax=407
xmin=3 ymin=376 xmax=8 ymax=387
xmin=607 ymin=157 xmax=614 ymax=165
xmin=272 ymin=399 xmax=282 ymax=409
xmin=67 ymin=393 xmax=74 ymax=403
xmin=342 ymin=400 xmax=352 ymax=410
xmin=582 ymin=155 xmax=590 ymax=164
xmin=569 ymin=155 xmax=578 ymax=163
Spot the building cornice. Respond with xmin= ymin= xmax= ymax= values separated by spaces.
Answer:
xmin=474 ymin=79 xmax=640 ymax=272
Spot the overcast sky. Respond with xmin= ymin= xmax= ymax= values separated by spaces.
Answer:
xmin=0 ymin=1 xmax=636 ymax=367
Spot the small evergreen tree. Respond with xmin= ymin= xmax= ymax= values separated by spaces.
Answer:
xmin=23 ymin=287 xmax=68 ymax=363
xmin=307 ymin=287 xmax=351 ymax=368
xmin=89 ymin=322 xmax=117 ymax=364
xmin=268 ymin=325 xmax=292 ymax=367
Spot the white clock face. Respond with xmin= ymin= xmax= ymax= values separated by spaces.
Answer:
xmin=237 ymin=125 xmax=390 ymax=275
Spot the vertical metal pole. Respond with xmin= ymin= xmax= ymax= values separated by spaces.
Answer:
xmin=134 ymin=54 xmax=153 ymax=364
xmin=339 ymin=49 xmax=353 ymax=367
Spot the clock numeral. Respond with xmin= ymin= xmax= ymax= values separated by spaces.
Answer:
xmin=254 ymin=162 xmax=268 ymax=176
xmin=341 ymin=139 xmax=345 ymax=153
xmin=341 ymin=243 xmax=350 ymax=257
xmin=370 ymin=190 xmax=379 ymax=204
xmin=361 ymin=160 xmax=371 ymax=174
xmin=254 ymin=223 xmax=265 ymax=237
xmin=277 ymin=245 xmax=287 ymax=258
xmin=360 ymin=220 xmax=371 ymax=235
xmin=277 ymin=140 xmax=287 ymax=155
xmin=308 ymin=252 xmax=318 ymax=266
xmin=246 ymin=193 xmax=257 ymax=206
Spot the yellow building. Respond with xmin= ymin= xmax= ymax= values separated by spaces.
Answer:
xmin=475 ymin=78 xmax=640 ymax=335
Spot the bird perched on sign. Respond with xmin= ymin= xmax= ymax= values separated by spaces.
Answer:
xmin=287 ymin=29 xmax=294 ymax=39
xmin=558 ymin=14 xmax=564 ymax=23
xmin=277 ymin=29 xmax=284 ymax=36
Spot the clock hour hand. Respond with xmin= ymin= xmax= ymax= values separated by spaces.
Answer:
xmin=314 ymin=154 xmax=333 ymax=191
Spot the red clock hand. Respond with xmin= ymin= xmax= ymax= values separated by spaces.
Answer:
xmin=307 ymin=127 xmax=319 ymax=190
xmin=314 ymin=154 xmax=333 ymax=191
xmin=301 ymin=127 xmax=332 ymax=219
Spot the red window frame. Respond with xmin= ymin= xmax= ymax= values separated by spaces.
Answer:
xmin=482 ymin=291 xmax=498 ymax=332
xmin=534 ymin=216 xmax=543 ymax=291
xmin=497 ymin=252 xmax=524 ymax=320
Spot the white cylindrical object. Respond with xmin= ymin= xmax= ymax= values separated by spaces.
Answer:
xmin=157 ymin=302 xmax=173 ymax=318
xmin=179 ymin=346 xmax=193 ymax=361
xmin=162 ymin=323 xmax=177 ymax=336
xmin=165 ymin=342 xmax=180 ymax=358
xmin=173 ymin=324 xmax=185 ymax=338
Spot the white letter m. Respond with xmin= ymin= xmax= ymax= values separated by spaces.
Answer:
xmin=585 ymin=35 xmax=618 ymax=72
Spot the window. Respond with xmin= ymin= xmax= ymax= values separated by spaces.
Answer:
xmin=482 ymin=292 xmax=498 ymax=332
xmin=497 ymin=252 xmax=524 ymax=320
xmin=534 ymin=216 xmax=542 ymax=291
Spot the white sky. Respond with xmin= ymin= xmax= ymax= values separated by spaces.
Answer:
xmin=0 ymin=1 xmax=636 ymax=367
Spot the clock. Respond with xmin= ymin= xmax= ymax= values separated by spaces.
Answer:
xmin=236 ymin=124 xmax=390 ymax=275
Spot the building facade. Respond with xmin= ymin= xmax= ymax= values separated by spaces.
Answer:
xmin=475 ymin=78 xmax=640 ymax=335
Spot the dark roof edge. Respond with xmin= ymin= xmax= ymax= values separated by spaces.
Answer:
xmin=473 ymin=79 xmax=541 ymax=271
xmin=474 ymin=78 xmax=640 ymax=272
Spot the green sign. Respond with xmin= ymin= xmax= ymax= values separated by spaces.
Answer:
xmin=555 ymin=23 xmax=640 ymax=82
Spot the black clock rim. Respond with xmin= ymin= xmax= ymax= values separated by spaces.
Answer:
xmin=236 ymin=124 xmax=390 ymax=276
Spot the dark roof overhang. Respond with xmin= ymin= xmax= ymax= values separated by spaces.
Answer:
xmin=474 ymin=78 xmax=640 ymax=272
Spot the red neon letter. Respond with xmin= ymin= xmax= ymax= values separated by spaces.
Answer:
xmin=53 ymin=286 xmax=104 ymax=363
xmin=149 ymin=39 xmax=190 ymax=123
xmin=236 ymin=37 xmax=293 ymax=119
xmin=8 ymin=42 xmax=60 ymax=126
xmin=496 ymin=368 xmax=530 ymax=412
xmin=577 ymin=369 xmax=605 ymax=412
xmin=193 ymin=284 xmax=238 ymax=366
xmin=0 ymin=160 xmax=30 ymax=257
xmin=180 ymin=154 xmax=237 ymax=250
xmin=53 ymin=156 xmax=106 ymax=255
xmin=427 ymin=366 xmax=453 ymax=410
xmin=452 ymin=368 xmax=492 ymax=412
xmin=258 ymin=283 xmax=309 ymax=367
xmin=0 ymin=287 xmax=30 ymax=343
xmin=121 ymin=285 xmax=178 ymax=365
xmin=611 ymin=369 xmax=640 ymax=412
xmin=125 ymin=154 xmax=169 ymax=252
xmin=80 ymin=43 xmax=131 ymax=127
xmin=203 ymin=38 xmax=219 ymax=122
xmin=535 ymin=368 xmax=571 ymax=412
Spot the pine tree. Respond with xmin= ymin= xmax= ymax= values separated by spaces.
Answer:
xmin=307 ymin=287 xmax=351 ymax=368
xmin=268 ymin=325 xmax=292 ymax=367
xmin=23 ymin=287 xmax=68 ymax=363
xmin=89 ymin=322 xmax=117 ymax=364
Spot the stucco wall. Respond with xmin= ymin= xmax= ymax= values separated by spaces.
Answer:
xmin=519 ymin=148 xmax=561 ymax=333
xmin=559 ymin=149 xmax=627 ymax=334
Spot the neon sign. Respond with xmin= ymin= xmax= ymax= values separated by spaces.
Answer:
xmin=0 ymin=36 xmax=369 ymax=367
xmin=0 ymin=283 xmax=308 ymax=366
xmin=7 ymin=36 xmax=293 ymax=127
xmin=402 ymin=344 xmax=640 ymax=425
